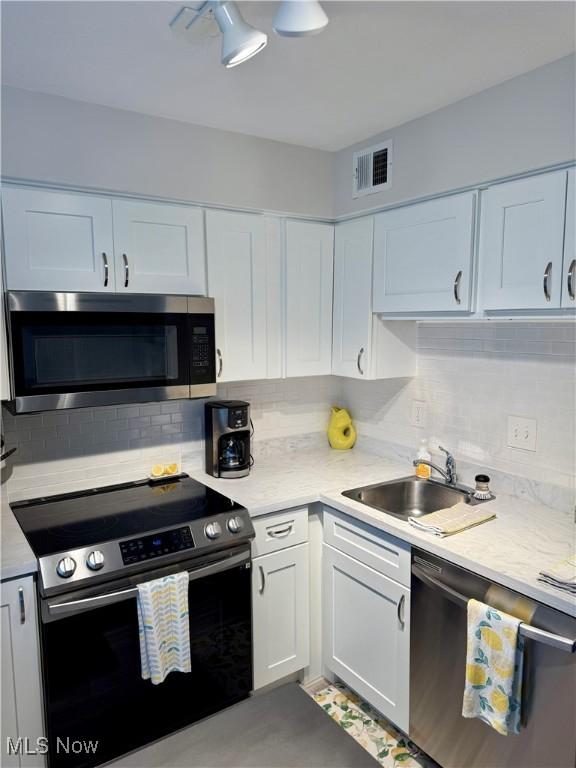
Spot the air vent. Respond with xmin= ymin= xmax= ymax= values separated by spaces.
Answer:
xmin=352 ymin=139 xmax=393 ymax=198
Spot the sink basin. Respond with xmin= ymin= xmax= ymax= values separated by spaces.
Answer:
xmin=342 ymin=476 xmax=469 ymax=521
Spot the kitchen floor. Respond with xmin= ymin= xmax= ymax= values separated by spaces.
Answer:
xmin=110 ymin=682 xmax=378 ymax=767
xmin=307 ymin=681 xmax=437 ymax=768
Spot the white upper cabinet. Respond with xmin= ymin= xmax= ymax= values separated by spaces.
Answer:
xmin=285 ymin=220 xmax=334 ymax=377
xmin=206 ymin=210 xmax=281 ymax=382
xmin=332 ymin=217 xmax=374 ymax=378
xmin=112 ymin=200 xmax=205 ymax=295
xmin=561 ymin=169 xmax=575 ymax=309
xmin=2 ymin=188 xmax=114 ymax=292
xmin=480 ymin=171 xmax=567 ymax=311
xmin=332 ymin=218 xmax=416 ymax=380
xmin=373 ymin=192 xmax=476 ymax=314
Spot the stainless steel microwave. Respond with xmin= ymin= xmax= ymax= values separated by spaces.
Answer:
xmin=4 ymin=292 xmax=217 ymax=413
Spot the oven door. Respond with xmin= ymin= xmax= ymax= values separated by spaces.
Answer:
xmin=40 ymin=547 xmax=252 ymax=768
xmin=6 ymin=292 xmax=216 ymax=412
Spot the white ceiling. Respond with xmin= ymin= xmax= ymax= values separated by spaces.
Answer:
xmin=2 ymin=1 xmax=574 ymax=151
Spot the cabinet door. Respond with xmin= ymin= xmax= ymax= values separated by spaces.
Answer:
xmin=323 ymin=543 xmax=410 ymax=733
xmin=480 ymin=171 xmax=567 ymax=310
xmin=561 ymin=169 xmax=575 ymax=308
xmin=332 ymin=218 xmax=374 ymax=379
xmin=1 ymin=577 xmax=44 ymax=767
xmin=206 ymin=211 xmax=279 ymax=382
xmin=112 ymin=200 xmax=205 ymax=295
xmin=373 ymin=192 xmax=476 ymax=313
xmin=285 ymin=221 xmax=334 ymax=377
xmin=2 ymin=188 xmax=114 ymax=292
xmin=252 ymin=543 xmax=310 ymax=689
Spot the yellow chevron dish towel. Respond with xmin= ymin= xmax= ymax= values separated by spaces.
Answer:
xmin=462 ymin=599 xmax=524 ymax=735
xmin=137 ymin=572 xmax=191 ymax=685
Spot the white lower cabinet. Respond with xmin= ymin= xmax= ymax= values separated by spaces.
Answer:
xmin=1 ymin=577 xmax=45 ymax=767
xmin=322 ymin=539 xmax=410 ymax=733
xmin=252 ymin=542 xmax=310 ymax=689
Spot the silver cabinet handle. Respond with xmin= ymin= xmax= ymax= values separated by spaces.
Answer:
xmin=122 ymin=253 xmax=130 ymax=288
xmin=258 ymin=565 xmax=265 ymax=594
xmin=18 ymin=587 xmax=25 ymax=624
xmin=357 ymin=347 xmax=365 ymax=376
xmin=268 ymin=524 xmax=293 ymax=539
xmin=102 ymin=252 xmax=109 ymax=288
xmin=543 ymin=261 xmax=552 ymax=302
xmin=453 ymin=270 xmax=462 ymax=305
xmin=397 ymin=593 xmax=405 ymax=628
xmin=216 ymin=348 xmax=223 ymax=379
xmin=567 ymin=259 xmax=576 ymax=301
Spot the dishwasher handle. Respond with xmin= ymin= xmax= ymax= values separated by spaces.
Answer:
xmin=412 ymin=563 xmax=576 ymax=653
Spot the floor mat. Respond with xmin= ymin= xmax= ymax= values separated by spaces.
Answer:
xmin=308 ymin=682 xmax=437 ymax=768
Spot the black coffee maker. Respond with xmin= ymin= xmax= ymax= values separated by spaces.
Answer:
xmin=204 ymin=400 xmax=251 ymax=478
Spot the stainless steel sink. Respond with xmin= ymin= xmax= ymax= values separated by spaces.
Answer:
xmin=342 ymin=475 xmax=470 ymax=521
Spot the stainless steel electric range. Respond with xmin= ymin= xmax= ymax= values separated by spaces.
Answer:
xmin=11 ymin=475 xmax=255 ymax=768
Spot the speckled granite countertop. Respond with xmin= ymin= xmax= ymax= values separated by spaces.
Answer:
xmin=2 ymin=447 xmax=575 ymax=618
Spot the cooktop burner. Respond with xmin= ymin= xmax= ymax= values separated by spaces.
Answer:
xmin=11 ymin=474 xmax=243 ymax=557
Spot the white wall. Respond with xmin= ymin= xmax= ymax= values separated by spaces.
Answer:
xmin=339 ymin=322 xmax=575 ymax=491
xmin=0 ymin=86 xmax=334 ymax=218
xmin=334 ymin=55 xmax=576 ymax=217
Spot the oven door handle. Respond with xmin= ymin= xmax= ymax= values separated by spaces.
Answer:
xmin=46 ymin=550 xmax=251 ymax=618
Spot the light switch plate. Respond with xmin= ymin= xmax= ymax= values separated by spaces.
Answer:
xmin=507 ymin=416 xmax=537 ymax=452
xmin=410 ymin=400 xmax=428 ymax=428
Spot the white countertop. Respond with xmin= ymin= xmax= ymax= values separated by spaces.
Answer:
xmin=189 ymin=447 xmax=576 ymax=618
xmin=2 ymin=446 xmax=575 ymax=618
xmin=1 ymin=496 xmax=37 ymax=581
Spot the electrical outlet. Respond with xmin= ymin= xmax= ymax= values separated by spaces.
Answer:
xmin=410 ymin=400 xmax=428 ymax=428
xmin=507 ymin=416 xmax=537 ymax=452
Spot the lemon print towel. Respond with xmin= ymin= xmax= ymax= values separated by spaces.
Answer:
xmin=462 ymin=598 xmax=524 ymax=735
xmin=137 ymin=572 xmax=191 ymax=685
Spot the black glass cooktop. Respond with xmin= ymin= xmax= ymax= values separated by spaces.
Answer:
xmin=11 ymin=475 xmax=242 ymax=557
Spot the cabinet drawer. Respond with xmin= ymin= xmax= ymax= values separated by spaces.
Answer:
xmin=323 ymin=507 xmax=410 ymax=587
xmin=252 ymin=507 xmax=308 ymax=557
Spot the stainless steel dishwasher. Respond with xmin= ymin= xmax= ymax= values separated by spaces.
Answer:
xmin=410 ymin=548 xmax=576 ymax=768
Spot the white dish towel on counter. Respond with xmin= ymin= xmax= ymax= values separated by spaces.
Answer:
xmin=137 ymin=572 xmax=191 ymax=685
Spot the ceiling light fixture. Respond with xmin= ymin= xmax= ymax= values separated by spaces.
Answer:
xmin=273 ymin=0 xmax=329 ymax=37
xmin=211 ymin=1 xmax=267 ymax=68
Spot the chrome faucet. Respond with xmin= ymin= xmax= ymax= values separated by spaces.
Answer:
xmin=412 ymin=445 xmax=458 ymax=486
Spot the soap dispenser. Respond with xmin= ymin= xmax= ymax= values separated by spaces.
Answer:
xmin=415 ymin=439 xmax=431 ymax=479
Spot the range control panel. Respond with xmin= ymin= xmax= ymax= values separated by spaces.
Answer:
xmin=119 ymin=526 xmax=194 ymax=565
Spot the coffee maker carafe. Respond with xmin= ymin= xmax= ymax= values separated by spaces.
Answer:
xmin=205 ymin=401 xmax=251 ymax=478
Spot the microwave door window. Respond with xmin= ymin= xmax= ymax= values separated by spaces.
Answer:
xmin=28 ymin=326 xmax=179 ymax=386
xmin=13 ymin=313 xmax=190 ymax=395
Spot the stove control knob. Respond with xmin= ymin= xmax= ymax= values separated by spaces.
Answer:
xmin=204 ymin=521 xmax=222 ymax=540
xmin=56 ymin=556 xmax=77 ymax=579
xmin=227 ymin=516 xmax=244 ymax=534
xmin=86 ymin=550 xmax=105 ymax=571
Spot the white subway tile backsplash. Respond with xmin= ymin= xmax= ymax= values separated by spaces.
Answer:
xmin=1 ymin=323 xmax=573 ymax=502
